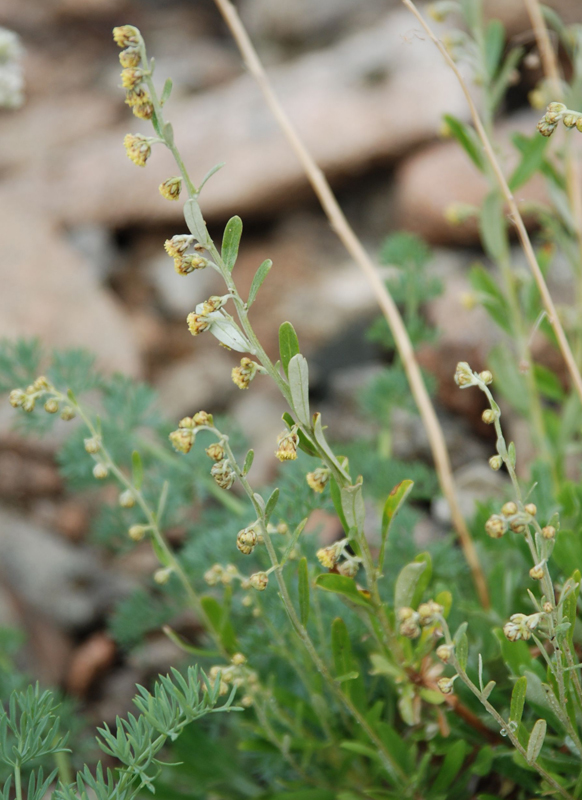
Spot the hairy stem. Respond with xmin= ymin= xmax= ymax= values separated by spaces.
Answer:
xmin=209 ymin=0 xmax=488 ymax=610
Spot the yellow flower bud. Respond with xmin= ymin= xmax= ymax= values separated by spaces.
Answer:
xmin=123 ymin=133 xmax=151 ymax=167
xmin=275 ymin=428 xmax=299 ymax=462
xmin=119 ymin=489 xmax=136 ymax=508
xmin=159 ymin=177 xmax=182 ymax=202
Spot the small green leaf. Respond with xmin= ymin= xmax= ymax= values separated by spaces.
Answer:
xmin=288 ymin=354 xmax=310 ymax=426
xmin=510 ymin=676 xmax=528 ymax=725
xmin=509 ymin=132 xmax=549 ymax=191
xmin=534 ymin=363 xmax=564 ymax=402
xmin=484 ymin=19 xmax=505 ymax=79
xmin=316 ymin=574 xmax=373 ymax=609
xmin=131 ymin=450 xmax=143 ymax=490
xmin=469 ymin=264 xmax=512 ymax=334
xmin=163 ymin=121 xmax=174 ymax=146
xmin=330 ymin=476 xmax=350 ymax=533
xmin=280 ymin=518 xmax=308 ymax=565
xmin=162 ymin=626 xmax=220 ymax=658
xmin=341 ymin=478 xmax=365 ymax=532
xmin=526 ymin=719 xmax=547 ymax=764
xmin=279 ymin=322 xmax=300 ymax=377
xmin=242 ymin=449 xmax=254 ymax=476
xmin=507 ymin=441 xmax=516 ymax=469
xmin=184 ymin=199 xmax=210 ymax=246
xmin=222 ymin=216 xmax=243 ymax=272
xmin=198 ymin=162 xmax=225 ymax=192
xmin=456 ymin=631 xmax=468 ymax=671
xmin=312 ymin=413 xmax=349 ymax=479
xmin=379 ymin=479 xmax=413 ymax=571
xmin=480 ymin=191 xmax=509 ymax=261
xmin=265 ymin=488 xmax=279 ymax=522
xmin=160 ymin=77 xmax=173 ymax=106
xmin=443 ymin=114 xmax=484 ymax=171
xmin=482 ymin=680 xmax=495 ymax=699
xmin=151 ymin=537 xmax=170 ymax=567
xmin=248 ymin=259 xmax=273 ymax=307
xmin=394 ymin=560 xmax=428 ymax=611
xmin=298 ymin=557 xmax=310 ymax=626
xmin=432 ymin=740 xmax=467 ymax=794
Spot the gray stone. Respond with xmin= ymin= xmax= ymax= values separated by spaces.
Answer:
xmin=9 ymin=10 xmax=467 ymax=227
xmin=0 ymin=507 xmax=125 ymax=630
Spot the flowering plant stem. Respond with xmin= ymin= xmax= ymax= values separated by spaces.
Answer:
xmin=207 ymin=0 xmax=489 ymax=610
xmin=401 ymin=0 xmax=582 ymax=407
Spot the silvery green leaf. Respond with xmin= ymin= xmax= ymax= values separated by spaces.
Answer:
xmin=526 ymin=719 xmax=547 ymax=764
xmin=394 ymin=560 xmax=427 ymax=611
xmin=312 ymin=413 xmax=350 ymax=479
xmin=199 ymin=162 xmax=225 ymax=192
xmin=507 ymin=441 xmax=516 ymax=468
xmin=496 ymin=435 xmax=507 ymax=459
xmin=248 ymin=259 xmax=272 ymax=307
xmin=222 ymin=216 xmax=243 ymax=272
xmin=288 ymin=354 xmax=310 ymax=426
xmin=206 ymin=314 xmax=250 ymax=353
xmin=243 ymin=449 xmax=254 ymax=476
xmin=478 ymin=653 xmax=484 ymax=691
xmin=456 ymin=632 xmax=468 ymax=671
xmin=163 ymin=122 xmax=174 ymax=147
xmin=184 ymin=199 xmax=210 ymax=247
xmin=253 ymin=493 xmax=265 ymax=513
xmin=161 ymin=78 xmax=173 ymax=106
xmin=482 ymin=681 xmax=496 ymax=700
xmin=340 ymin=479 xmax=365 ymax=532
xmin=265 ymin=488 xmax=279 ymax=521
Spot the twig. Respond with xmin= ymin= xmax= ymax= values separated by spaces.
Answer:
xmin=401 ymin=0 xmax=582 ymax=407
xmin=210 ymin=0 xmax=490 ymax=610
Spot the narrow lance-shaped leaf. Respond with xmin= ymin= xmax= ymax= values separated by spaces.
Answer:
xmin=132 ymin=450 xmax=143 ymax=490
xmin=341 ymin=478 xmax=365 ymax=533
xmin=184 ymin=199 xmax=210 ymax=247
xmin=510 ymin=676 xmax=527 ymax=725
xmin=198 ymin=162 xmax=225 ymax=192
xmin=242 ymin=449 xmax=254 ymax=476
xmin=526 ymin=719 xmax=547 ymax=764
xmin=264 ymin=488 xmax=279 ymax=521
xmin=379 ymin=479 xmax=413 ymax=571
xmin=443 ymin=114 xmax=484 ymax=171
xmin=279 ymin=322 xmax=300 ymax=377
xmin=480 ymin=191 xmax=509 ymax=262
xmin=222 ymin=216 xmax=243 ymax=272
xmin=456 ymin=631 xmax=469 ymax=672
xmin=509 ymin=132 xmax=549 ymax=191
xmin=248 ymin=259 xmax=273 ymax=307
xmin=288 ymin=354 xmax=310 ymax=427
xmin=298 ymin=557 xmax=310 ymax=626
xmin=160 ymin=78 xmax=173 ymax=105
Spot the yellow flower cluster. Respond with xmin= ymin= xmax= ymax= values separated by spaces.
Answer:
xmin=275 ymin=427 xmax=299 ymax=461
xmin=123 ymin=134 xmax=151 ymax=167
xmin=113 ymin=26 xmax=154 ymax=120
xmin=231 ymin=357 xmax=258 ymax=390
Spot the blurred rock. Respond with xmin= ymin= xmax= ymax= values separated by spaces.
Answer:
xmin=231 ymin=382 xmax=285 ymax=485
xmin=240 ymin=0 xmax=396 ymax=46
xmin=128 ymin=634 xmax=185 ymax=676
xmin=0 ymin=507 xmax=124 ymax=630
xmin=432 ymin=460 xmax=508 ymax=526
xmin=0 ymin=202 xmax=141 ymax=376
xmin=67 ymin=632 xmax=117 ymax=697
xmin=90 ymin=666 xmax=142 ymax=725
xmin=0 ymin=449 xmax=62 ymax=501
xmin=155 ymin=344 xmax=237 ymax=421
xmin=14 ymin=10 xmax=467 ymax=227
xmin=394 ymin=111 xmax=564 ymax=245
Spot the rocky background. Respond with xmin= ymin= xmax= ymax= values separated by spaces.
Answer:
xmin=0 ymin=0 xmax=580 ymax=723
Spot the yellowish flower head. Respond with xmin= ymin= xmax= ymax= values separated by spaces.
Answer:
xmin=187 ymin=312 xmax=211 ymax=336
xmin=113 ymin=26 xmax=139 ymax=48
xmin=159 ymin=176 xmax=182 ymax=202
xmin=275 ymin=428 xmax=299 ymax=462
xmin=123 ymin=133 xmax=151 ymax=167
